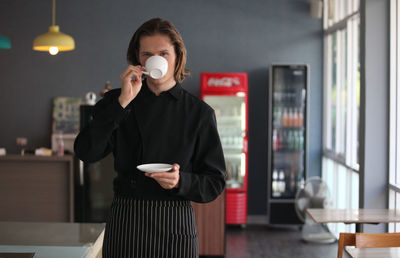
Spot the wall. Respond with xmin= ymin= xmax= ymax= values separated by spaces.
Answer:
xmin=0 ymin=0 xmax=322 ymax=215
xmin=359 ymin=0 xmax=389 ymax=233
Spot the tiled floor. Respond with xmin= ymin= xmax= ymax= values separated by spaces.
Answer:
xmin=224 ymin=225 xmax=338 ymax=258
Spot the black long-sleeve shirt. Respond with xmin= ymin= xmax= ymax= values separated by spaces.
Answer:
xmin=74 ymin=81 xmax=226 ymax=203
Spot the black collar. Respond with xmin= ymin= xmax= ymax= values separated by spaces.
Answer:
xmin=166 ymin=83 xmax=182 ymax=100
xmin=142 ymin=80 xmax=182 ymax=100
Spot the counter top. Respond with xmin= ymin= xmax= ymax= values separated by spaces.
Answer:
xmin=0 ymin=222 xmax=104 ymax=246
xmin=0 ymin=154 xmax=73 ymax=162
xmin=0 ymin=222 xmax=105 ymax=258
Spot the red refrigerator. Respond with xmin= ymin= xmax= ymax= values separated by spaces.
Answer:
xmin=201 ymin=73 xmax=248 ymax=225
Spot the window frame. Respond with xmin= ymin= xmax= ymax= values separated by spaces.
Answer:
xmin=389 ymin=0 xmax=400 ymax=233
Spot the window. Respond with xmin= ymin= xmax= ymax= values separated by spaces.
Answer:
xmin=322 ymin=0 xmax=360 ymax=236
xmin=389 ymin=0 xmax=400 ymax=233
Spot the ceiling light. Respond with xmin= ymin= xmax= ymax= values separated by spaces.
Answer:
xmin=33 ymin=0 xmax=75 ymax=55
xmin=0 ymin=34 xmax=11 ymax=49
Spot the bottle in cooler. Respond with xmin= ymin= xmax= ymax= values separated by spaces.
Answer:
xmin=279 ymin=170 xmax=286 ymax=193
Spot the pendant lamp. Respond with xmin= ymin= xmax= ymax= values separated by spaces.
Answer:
xmin=33 ymin=0 xmax=75 ymax=55
xmin=0 ymin=34 xmax=11 ymax=49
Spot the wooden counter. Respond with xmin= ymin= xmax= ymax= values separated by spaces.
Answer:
xmin=192 ymin=191 xmax=225 ymax=256
xmin=0 ymin=155 xmax=74 ymax=222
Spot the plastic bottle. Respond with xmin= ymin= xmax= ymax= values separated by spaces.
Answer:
xmin=283 ymin=131 xmax=288 ymax=150
xmin=57 ymin=133 xmax=64 ymax=156
xmin=287 ymin=130 xmax=293 ymax=151
xmin=292 ymin=131 xmax=298 ymax=151
xmin=293 ymin=108 xmax=299 ymax=127
xmin=273 ymin=129 xmax=278 ymax=151
xmin=279 ymin=170 xmax=286 ymax=193
xmin=282 ymin=108 xmax=288 ymax=127
xmin=279 ymin=131 xmax=285 ymax=150
xmin=272 ymin=169 xmax=278 ymax=196
xmin=288 ymin=108 xmax=294 ymax=127
xmin=298 ymin=131 xmax=304 ymax=151
xmin=276 ymin=107 xmax=281 ymax=127
xmin=298 ymin=108 xmax=304 ymax=127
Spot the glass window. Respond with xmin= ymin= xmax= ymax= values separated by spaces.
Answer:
xmin=323 ymin=157 xmax=356 ymax=237
xmin=322 ymin=0 xmax=360 ymax=236
xmin=330 ymin=33 xmax=337 ymax=151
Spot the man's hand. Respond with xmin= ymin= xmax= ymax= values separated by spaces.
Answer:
xmin=145 ymin=163 xmax=180 ymax=189
xmin=119 ymin=65 xmax=144 ymax=108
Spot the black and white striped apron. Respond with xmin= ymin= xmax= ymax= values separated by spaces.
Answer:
xmin=102 ymin=196 xmax=199 ymax=258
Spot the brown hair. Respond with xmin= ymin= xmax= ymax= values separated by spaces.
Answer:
xmin=127 ymin=18 xmax=190 ymax=83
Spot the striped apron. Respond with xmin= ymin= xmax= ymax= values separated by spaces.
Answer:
xmin=102 ymin=196 xmax=199 ymax=258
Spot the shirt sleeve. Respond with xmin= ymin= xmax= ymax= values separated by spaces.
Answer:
xmin=172 ymin=108 xmax=226 ymax=203
xmin=74 ymin=89 xmax=129 ymax=163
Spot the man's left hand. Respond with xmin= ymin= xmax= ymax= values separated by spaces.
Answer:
xmin=145 ymin=163 xmax=180 ymax=189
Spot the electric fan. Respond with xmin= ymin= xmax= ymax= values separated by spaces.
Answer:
xmin=295 ymin=176 xmax=336 ymax=243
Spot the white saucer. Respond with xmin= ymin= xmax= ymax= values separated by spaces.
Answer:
xmin=136 ymin=163 xmax=173 ymax=173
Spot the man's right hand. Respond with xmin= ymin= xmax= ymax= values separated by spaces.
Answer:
xmin=118 ymin=65 xmax=144 ymax=108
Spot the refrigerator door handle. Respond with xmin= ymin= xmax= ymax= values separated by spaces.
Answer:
xmin=243 ymin=136 xmax=248 ymax=153
xmin=79 ymin=160 xmax=84 ymax=186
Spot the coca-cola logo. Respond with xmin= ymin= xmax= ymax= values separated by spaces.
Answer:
xmin=207 ymin=77 xmax=241 ymax=87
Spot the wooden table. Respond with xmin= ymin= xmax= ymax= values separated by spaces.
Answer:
xmin=306 ymin=209 xmax=400 ymax=232
xmin=347 ymin=247 xmax=400 ymax=258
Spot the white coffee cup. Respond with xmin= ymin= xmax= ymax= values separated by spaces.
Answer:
xmin=143 ymin=56 xmax=168 ymax=79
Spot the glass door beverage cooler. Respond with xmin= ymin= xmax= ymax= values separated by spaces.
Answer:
xmin=267 ymin=64 xmax=308 ymax=225
xmin=201 ymin=73 xmax=248 ymax=225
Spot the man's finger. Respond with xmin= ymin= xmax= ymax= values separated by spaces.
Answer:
xmin=171 ymin=163 xmax=180 ymax=171
xmin=149 ymin=171 xmax=176 ymax=179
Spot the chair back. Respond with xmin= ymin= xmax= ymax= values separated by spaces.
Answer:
xmin=356 ymin=233 xmax=400 ymax=248
xmin=337 ymin=233 xmax=356 ymax=258
xmin=337 ymin=232 xmax=400 ymax=258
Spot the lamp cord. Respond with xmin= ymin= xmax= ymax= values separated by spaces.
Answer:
xmin=52 ymin=0 xmax=56 ymax=26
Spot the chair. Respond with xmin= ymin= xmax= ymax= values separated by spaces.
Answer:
xmin=337 ymin=232 xmax=400 ymax=258
xmin=356 ymin=233 xmax=400 ymax=248
xmin=337 ymin=233 xmax=356 ymax=258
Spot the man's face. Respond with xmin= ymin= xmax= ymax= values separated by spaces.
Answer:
xmin=138 ymin=34 xmax=177 ymax=85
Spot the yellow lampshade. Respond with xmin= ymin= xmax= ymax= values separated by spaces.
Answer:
xmin=33 ymin=25 xmax=74 ymax=52
xmin=33 ymin=0 xmax=75 ymax=55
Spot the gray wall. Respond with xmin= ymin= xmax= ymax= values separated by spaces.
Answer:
xmin=0 ymin=0 xmax=323 ymax=215
xmin=359 ymin=0 xmax=389 ymax=233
